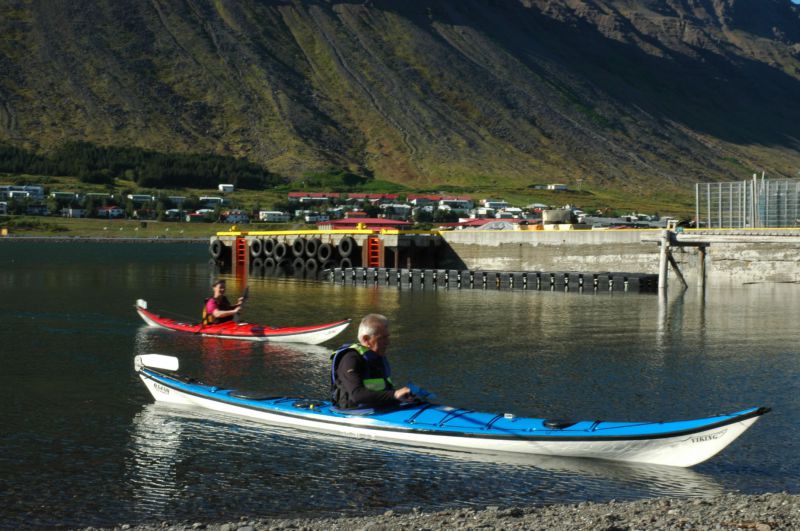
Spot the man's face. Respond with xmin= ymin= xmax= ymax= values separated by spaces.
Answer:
xmin=363 ymin=324 xmax=390 ymax=356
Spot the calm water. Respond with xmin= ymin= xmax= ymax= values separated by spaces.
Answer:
xmin=0 ymin=242 xmax=798 ymax=528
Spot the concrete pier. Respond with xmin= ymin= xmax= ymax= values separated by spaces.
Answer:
xmin=438 ymin=228 xmax=800 ymax=287
xmin=211 ymin=227 xmax=800 ymax=288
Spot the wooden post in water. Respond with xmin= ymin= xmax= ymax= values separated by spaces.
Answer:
xmin=658 ymin=230 xmax=670 ymax=290
xmin=698 ymin=245 xmax=706 ymax=288
xmin=667 ymin=251 xmax=688 ymax=290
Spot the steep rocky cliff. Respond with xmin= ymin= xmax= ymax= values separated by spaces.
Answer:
xmin=1 ymin=0 xmax=799 ymax=190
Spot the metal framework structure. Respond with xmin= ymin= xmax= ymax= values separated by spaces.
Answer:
xmin=696 ymin=176 xmax=800 ymax=228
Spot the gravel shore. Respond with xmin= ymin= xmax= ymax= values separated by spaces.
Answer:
xmin=83 ymin=492 xmax=798 ymax=530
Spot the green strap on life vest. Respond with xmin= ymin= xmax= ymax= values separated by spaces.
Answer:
xmin=336 ymin=343 xmax=393 ymax=391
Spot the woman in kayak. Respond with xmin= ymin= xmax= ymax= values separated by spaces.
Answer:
xmin=202 ymin=279 xmax=244 ymax=325
xmin=331 ymin=314 xmax=412 ymax=409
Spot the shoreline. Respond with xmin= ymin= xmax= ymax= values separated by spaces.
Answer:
xmin=0 ymin=235 xmax=208 ymax=243
xmin=80 ymin=492 xmax=798 ymax=530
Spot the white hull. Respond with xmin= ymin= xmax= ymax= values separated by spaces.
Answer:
xmin=136 ymin=306 xmax=350 ymax=345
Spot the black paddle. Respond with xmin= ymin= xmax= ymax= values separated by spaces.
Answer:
xmin=235 ymin=285 xmax=249 ymax=323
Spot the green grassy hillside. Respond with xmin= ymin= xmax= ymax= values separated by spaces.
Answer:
xmin=1 ymin=0 xmax=799 ymax=200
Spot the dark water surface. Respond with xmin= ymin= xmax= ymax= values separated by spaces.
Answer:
xmin=1 ymin=242 xmax=797 ymax=528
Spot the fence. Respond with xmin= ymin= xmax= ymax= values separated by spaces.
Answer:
xmin=695 ymin=177 xmax=800 ymax=228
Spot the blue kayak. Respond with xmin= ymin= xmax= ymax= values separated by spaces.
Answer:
xmin=135 ymin=354 xmax=768 ymax=467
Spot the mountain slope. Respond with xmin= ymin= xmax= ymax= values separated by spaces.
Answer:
xmin=1 ymin=0 xmax=799 ymax=192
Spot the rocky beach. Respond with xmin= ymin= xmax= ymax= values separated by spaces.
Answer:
xmin=81 ymin=493 xmax=798 ymax=530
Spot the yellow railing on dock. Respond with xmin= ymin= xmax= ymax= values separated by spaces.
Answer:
xmin=216 ymin=227 xmax=441 ymax=237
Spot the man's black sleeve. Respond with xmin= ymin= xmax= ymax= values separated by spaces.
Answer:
xmin=337 ymin=351 xmax=397 ymax=408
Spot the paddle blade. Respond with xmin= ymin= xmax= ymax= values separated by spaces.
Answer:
xmin=242 ymin=286 xmax=250 ymax=301
xmin=135 ymin=354 xmax=179 ymax=372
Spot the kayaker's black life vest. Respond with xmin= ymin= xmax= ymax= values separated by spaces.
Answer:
xmin=201 ymin=296 xmax=233 ymax=326
xmin=330 ymin=343 xmax=393 ymax=408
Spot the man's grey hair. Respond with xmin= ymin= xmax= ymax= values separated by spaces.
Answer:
xmin=358 ymin=313 xmax=389 ymax=339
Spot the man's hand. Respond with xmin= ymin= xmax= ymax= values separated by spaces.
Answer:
xmin=393 ymin=386 xmax=413 ymax=402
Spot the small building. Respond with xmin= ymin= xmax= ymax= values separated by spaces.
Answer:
xmin=481 ymin=199 xmax=508 ymax=210
xmin=86 ymin=192 xmax=113 ymax=201
xmin=497 ymin=207 xmax=524 ymax=218
xmin=0 ymin=201 xmax=7 ymax=215
xmin=97 ymin=206 xmax=125 ymax=219
xmin=0 ymin=185 xmax=45 ymax=200
xmin=164 ymin=209 xmax=185 ymax=221
xmin=317 ymin=217 xmax=413 ymax=231
xmin=199 ymin=196 xmax=225 ymax=206
xmin=380 ymin=203 xmax=412 ymax=220
xmin=407 ymin=194 xmax=443 ymax=206
xmin=471 ymin=207 xmax=496 ymax=219
xmin=345 ymin=193 xmax=399 ymax=205
xmin=222 ymin=209 xmax=249 ymax=224
xmin=218 ymin=184 xmax=235 ymax=193
xmin=51 ymin=191 xmax=80 ymax=201
xmin=547 ymin=184 xmax=568 ymax=191
xmin=61 ymin=207 xmax=86 ymax=218
xmin=25 ymin=205 xmax=49 ymax=216
xmin=127 ymin=194 xmax=155 ymax=204
xmin=185 ymin=213 xmax=209 ymax=223
xmin=0 ymin=186 xmax=35 ymax=200
xmin=288 ymin=192 xmax=336 ymax=204
xmin=305 ymin=213 xmax=330 ymax=223
xmin=438 ymin=198 xmax=474 ymax=212
xmin=258 ymin=211 xmax=290 ymax=222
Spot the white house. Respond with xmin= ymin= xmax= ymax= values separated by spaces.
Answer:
xmin=482 ymin=199 xmax=509 ymax=210
xmin=259 ymin=211 xmax=290 ymax=222
xmin=0 ymin=185 xmax=44 ymax=200
xmin=51 ymin=191 xmax=80 ymax=201
xmin=380 ymin=203 xmax=412 ymax=220
xmin=61 ymin=207 xmax=86 ymax=218
xmin=199 ymin=196 xmax=225 ymax=206
xmin=127 ymin=194 xmax=155 ymax=203
xmin=218 ymin=184 xmax=235 ymax=193
xmin=547 ymin=183 xmax=568 ymax=191
xmin=97 ymin=206 xmax=125 ymax=219
xmin=497 ymin=207 xmax=523 ymax=218
xmin=439 ymin=198 xmax=473 ymax=210
xmin=471 ymin=207 xmax=496 ymax=219
xmin=85 ymin=192 xmax=112 ymax=201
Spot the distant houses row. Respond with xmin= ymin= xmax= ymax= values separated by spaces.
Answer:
xmin=2 ymin=182 xmax=593 ymax=226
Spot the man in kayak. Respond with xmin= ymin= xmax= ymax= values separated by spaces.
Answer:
xmin=202 ymin=279 xmax=244 ymax=325
xmin=331 ymin=314 xmax=413 ymax=409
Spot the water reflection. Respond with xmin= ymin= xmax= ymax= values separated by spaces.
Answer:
xmin=126 ymin=403 xmax=185 ymax=518
xmin=133 ymin=325 xmax=333 ymax=390
xmin=125 ymin=402 xmax=723 ymax=522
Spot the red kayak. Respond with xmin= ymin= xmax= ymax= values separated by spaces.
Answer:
xmin=135 ymin=300 xmax=351 ymax=344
